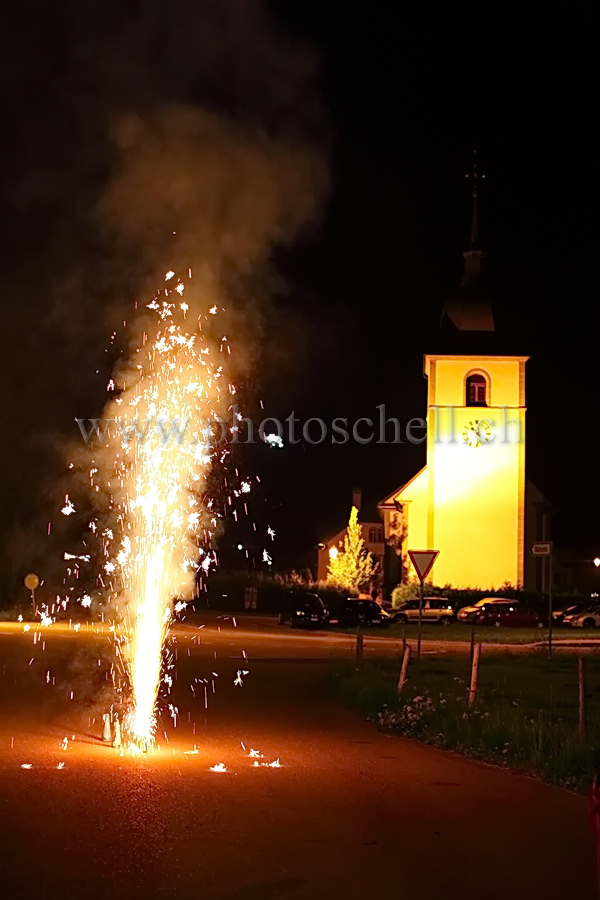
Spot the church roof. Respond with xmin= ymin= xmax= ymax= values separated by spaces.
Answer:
xmin=378 ymin=467 xmax=427 ymax=508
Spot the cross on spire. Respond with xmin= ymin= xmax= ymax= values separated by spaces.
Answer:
xmin=465 ymin=148 xmax=485 ymax=247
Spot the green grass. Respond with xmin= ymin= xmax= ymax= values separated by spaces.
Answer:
xmin=329 ymin=622 xmax=599 ymax=644
xmin=329 ymin=653 xmax=600 ymax=791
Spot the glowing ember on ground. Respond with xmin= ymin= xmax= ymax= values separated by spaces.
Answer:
xmin=252 ymin=758 xmax=282 ymax=768
xmin=209 ymin=762 xmax=227 ymax=773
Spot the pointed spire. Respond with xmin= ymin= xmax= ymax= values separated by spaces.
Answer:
xmin=441 ymin=149 xmax=494 ymax=332
xmin=465 ymin=147 xmax=485 ymax=249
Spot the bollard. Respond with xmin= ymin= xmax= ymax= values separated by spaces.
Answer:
xmin=468 ymin=643 xmax=481 ymax=707
xmin=397 ymin=645 xmax=412 ymax=693
xmin=102 ymin=713 xmax=112 ymax=743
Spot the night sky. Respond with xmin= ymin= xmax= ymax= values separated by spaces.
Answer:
xmin=0 ymin=3 xmax=595 ymax=588
xmin=247 ymin=5 xmax=597 ymax=568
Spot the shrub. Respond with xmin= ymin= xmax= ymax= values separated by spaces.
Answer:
xmin=391 ymin=581 xmax=438 ymax=607
xmin=200 ymin=569 xmax=349 ymax=613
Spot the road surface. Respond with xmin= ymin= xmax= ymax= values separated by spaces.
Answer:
xmin=0 ymin=616 xmax=596 ymax=899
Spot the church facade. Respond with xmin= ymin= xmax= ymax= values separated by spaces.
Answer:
xmin=379 ymin=354 xmax=529 ymax=588
xmin=378 ymin=158 xmax=546 ymax=591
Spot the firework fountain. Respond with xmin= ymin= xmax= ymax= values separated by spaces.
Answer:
xmin=93 ymin=271 xmax=231 ymax=748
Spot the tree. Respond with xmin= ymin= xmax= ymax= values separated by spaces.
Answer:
xmin=327 ymin=506 xmax=377 ymax=593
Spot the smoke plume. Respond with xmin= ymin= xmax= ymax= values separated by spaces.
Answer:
xmin=0 ymin=0 xmax=329 ymax=602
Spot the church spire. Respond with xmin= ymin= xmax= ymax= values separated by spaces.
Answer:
xmin=442 ymin=149 xmax=494 ymax=332
xmin=465 ymin=147 xmax=483 ymax=248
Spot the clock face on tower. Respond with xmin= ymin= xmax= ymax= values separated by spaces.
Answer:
xmin=462 ymin=419 xmax=492 ymax=448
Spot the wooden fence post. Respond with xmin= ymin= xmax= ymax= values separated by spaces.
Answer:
xmin=356 ymin=630 xmax=364 ymax=667
xmin=397 ymin=645 xmax=412 ymax=693
xmin=579 ymin=657 xmax=587 ymax=737
xmin=468 ymin=643 xmax=482 ymax=707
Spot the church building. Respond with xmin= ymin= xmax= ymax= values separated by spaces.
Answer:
xmin=378 ymin=158 xmax=546 ymax=590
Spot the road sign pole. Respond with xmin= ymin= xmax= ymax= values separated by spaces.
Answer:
xmin=530 ymin=543 xmax=553 ymax=656
xmin=407 ymin=549 xmax=439 ymax=662
xmin=417 ymin=577 xmax=424 ymax=661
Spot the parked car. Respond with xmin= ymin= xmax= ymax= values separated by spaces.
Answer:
xmin=278 ymin=591 xmax=329 ymax=629
xmin=389 ymin=597 xmax=455 ymax=625
xmin=473 ymin=602 xmax=546 ymax=628
xmin=553 ymin=603 xmax=591 ymax=626
xmin=337 ymin=599 xmax=391 ymax=628
xmin=567 ymin=607 xmax=600 ymax=629
xmin=457 ymin=598 xmax=518 ymax=624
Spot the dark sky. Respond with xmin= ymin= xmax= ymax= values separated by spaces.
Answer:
xmin=242 ymin=4 xmax=597 ymax=568
xmin=0 ymin=2 xmax=596 ymax=587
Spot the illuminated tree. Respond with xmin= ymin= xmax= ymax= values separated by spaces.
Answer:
xmin=327 ymin=506 xmax=377 ymax=593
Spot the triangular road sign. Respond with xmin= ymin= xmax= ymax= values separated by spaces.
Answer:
xmin=408 ymin=549 xmax=439 ymax=583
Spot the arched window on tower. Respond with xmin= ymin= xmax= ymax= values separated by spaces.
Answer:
xmin=466 ymin=373 xmax=488 ymax=407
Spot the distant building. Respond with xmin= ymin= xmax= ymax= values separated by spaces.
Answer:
xmin=378 ymin=155 xmax=550 ymax=591
xmin=317 ymin=488 xmax=385 ymax=583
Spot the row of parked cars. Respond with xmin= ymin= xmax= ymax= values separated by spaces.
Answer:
xmin=278 ymin=595 xmax=390 ymax=629
xmin=277 ymin=592 xmax=600 ymax=631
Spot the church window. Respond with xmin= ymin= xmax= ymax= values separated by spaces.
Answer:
xmin=466 ymin=373 xmax=488 ymax=407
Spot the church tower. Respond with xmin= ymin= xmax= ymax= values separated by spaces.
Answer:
xmin=380 ymin=153 xmax=528 ymax=589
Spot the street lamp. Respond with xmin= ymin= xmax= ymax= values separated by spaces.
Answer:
xmin=329 ymin=546 xmax=338 ymax=559
xmin=594 ymin=558 xmax=600 ymax=567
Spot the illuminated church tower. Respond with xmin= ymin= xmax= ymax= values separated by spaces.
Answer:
xmin=380 ymin=154 xmax=529 ymax=588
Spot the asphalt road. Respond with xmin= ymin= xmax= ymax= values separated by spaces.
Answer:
xmin=0 ymin=616 xmax=596 ymax=899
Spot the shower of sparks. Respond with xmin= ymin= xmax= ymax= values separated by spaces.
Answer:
xmin=89 ymin=272 xmax=234 ymax=748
